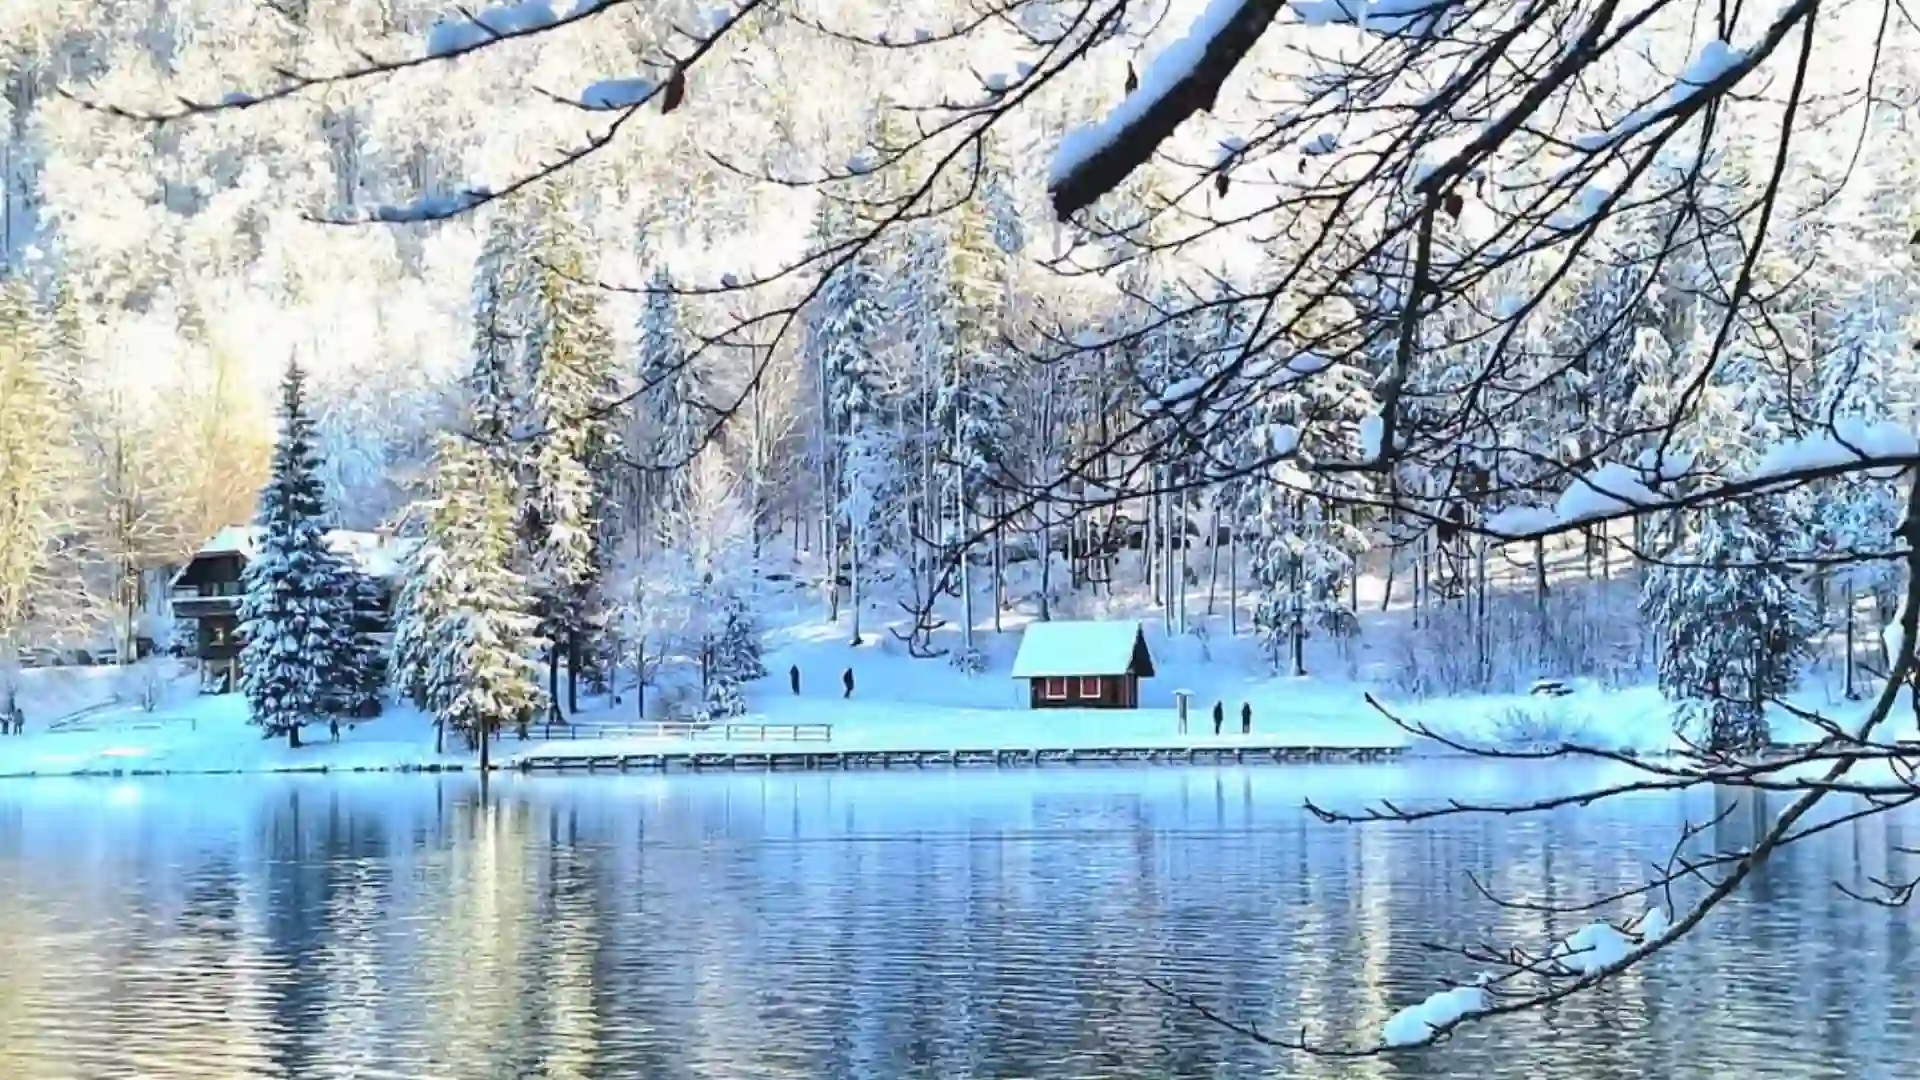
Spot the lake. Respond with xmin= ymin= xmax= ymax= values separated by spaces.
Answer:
xmin=0 ymin=764 xmax=1913 ymax=1079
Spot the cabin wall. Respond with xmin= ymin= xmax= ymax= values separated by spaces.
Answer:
xmin=1026 ymin=675 xmax=1136 ymax=710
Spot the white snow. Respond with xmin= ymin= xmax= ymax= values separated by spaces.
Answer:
xmin=1382 ymin=976 xmax=1489 ymax=1047
xmin=1553 ymin=920 xmax=1635 ymax=974
xmin=1050 ymin=0 xmax=1263 ymax=190
xmin=1552 ymin=462 xmax=1658 ymax=524
xmin=1482 ymin=505 xmax=1562 ymax=538
xmin=1290 ymin=0 xmax=1464 ymax=37
xmin=1749 ymin=420 xmax=1920 ymax=483
xmin=1548 ymin=184 xmax=1612 ymax=230
xmin=577 ymin=77 xmax=656 ymax=110
xmin=1267 ymin=424 xmax=1302 ymax=454
xmin=169 ymin=527 xmax=414 ymax=589
xmin=1216 ymin=135 xmax=1249 ymax=166
xmin=1009 ymin=620 xmax=1147 ymax=679
xmin=425 ymin=0 xmax=581 ymax=57
xmin=1573 ymin=38 xmax=1750 ymax=150
xmin=345 ymin=188 xmax=494 ymax=224
xmin=1302 ymin=130 xmax=1340 ymax=155
xmin=1634 ymin=905 xmax=1673 ymax=941
xmin=1632 ymin=447 xmax=1694 ymax=483
xmin=1359 ymin=413 xmax=1386 ymax=460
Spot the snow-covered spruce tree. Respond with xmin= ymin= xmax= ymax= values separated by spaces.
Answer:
xmin=635 ymin=266 xmax=706 ymax=519
xmin=812 ymin=244 xmax=890 ymax=644
xmin=701 ymin=590 xmax=765 ymax=720
xmin=524 ymin=190 xmax=622 ymax=716
xmin=1641 ymin=495 xmax=1818 ymax=753
xmin=237 ymin=359 xmax=361 ymax=748
xmin=336 ymin=570 xmax=389 ymax=717
xmin=936 ymin=196 xmax=1013 ymax=667
xmin=388 ymin=538 xmax=450 ymax=714
xmin=420 ymin=432 xmax=546 ymax=752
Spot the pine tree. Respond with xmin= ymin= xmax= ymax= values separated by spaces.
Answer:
xmin=524 ymin=190 xmax=622 ymax=716
xmin=635 ymin=267 xmax=706 ymax=517
xmin=426 ymin=433 xmax=547 ymax=752
xmin=1641 ymin=495 xmax=1818 ymax=753
xmin=238 ymin=359 xmax=361 ymax=748
xmin=812 ymin=245 xmax=890 ymax=643
xmin=701 ymin=590 xmax=765 ymax=720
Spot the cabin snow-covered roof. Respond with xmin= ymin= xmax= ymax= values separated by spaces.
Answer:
xmin=175 ymin=526 xmax=417 ymax=584
xmin=1010 ymin=620 xmax=1155 ymax=679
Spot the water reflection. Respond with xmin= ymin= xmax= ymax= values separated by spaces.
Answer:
xmin=0 ymin=765 xmax=1912 ymax=1079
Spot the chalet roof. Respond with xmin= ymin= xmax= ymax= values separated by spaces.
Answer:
xmin=1010 ymin=621 xmax=1155 ymax=679
xmin=173 ymin=526 xmax=418 ymax=585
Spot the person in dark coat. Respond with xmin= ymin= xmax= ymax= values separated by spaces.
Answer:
xmin=1240 ymin=702 xmax=1252 ymax=734
xmin=790 ymin=665 xmax=801 ymax=695
xmin=842 ymin=668 xmax=855 ymax=699
xmin=1211 ymin=701 xmax=1224 ymax=736
xmin=329 ymin=717 xmax=341 ymax=743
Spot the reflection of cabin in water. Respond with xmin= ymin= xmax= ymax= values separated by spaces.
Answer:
xmin=1011 ymin=621 xmax=1156 ymax=710
xmin=168 ymin=526 xmax=412 ymax=693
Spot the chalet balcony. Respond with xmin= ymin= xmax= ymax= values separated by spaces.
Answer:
xmin=170 ymin=583 xmax=243 ymax=619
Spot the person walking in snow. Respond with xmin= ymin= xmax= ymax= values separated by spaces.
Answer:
xmin=841 ymin=667 xmax=855 ymax=699
xmin=329 ymin=717 xmax=340 ymax=743
xmin=1240 ymin=702 xmax=1252 ymax=734
xmin=1211 ymin=701 xmax=1224 ymax=736
xmin=790 ymin=665 xmax=801 ymax=695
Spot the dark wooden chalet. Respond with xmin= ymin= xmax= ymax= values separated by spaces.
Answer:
xmin=1011 ymin=621 xmax=1156 ymax=710
xmin=169 ymin=526 xmax=411 ymax=693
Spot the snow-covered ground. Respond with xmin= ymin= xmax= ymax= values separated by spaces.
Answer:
xmin=0 ymin=687 xmax=455 ymax=777
xmin=2 ymin=639 xmax=1905 ymax=778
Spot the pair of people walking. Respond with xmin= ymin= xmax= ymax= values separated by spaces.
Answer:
xmin=0 ymin=704 xmax=22 ymax=736
xmin=787 ymin=665 xmax=856 ymax=699
xmin=1210 ymin=700 xmax=1251 ymax=736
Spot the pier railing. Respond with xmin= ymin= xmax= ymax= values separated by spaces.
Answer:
xmin=526 ymin=721 xmax=833 ymax=743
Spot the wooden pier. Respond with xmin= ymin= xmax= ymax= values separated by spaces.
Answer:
xmin=510 ymin=743 xmax=1405 ymax=774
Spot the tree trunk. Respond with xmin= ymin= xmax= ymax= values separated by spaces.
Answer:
xmin=479 ymin=715 xmax=490 ymax=773
xmin=1228 ymin=518 xmax=1239 ymax=636
xmin=850 ymin=519 xmax=864 ymax=646
xmin=992 ymin=491 xmax=1005 ymax=633
xmin=549 ymin=647 xmax=562 ymax=718
xmin=567 ymin=630 xmax=580 ymax=714
xmin=1206 ymin=505 xmax=1222 ymax=616
xmin=288 ymin=723 xmax=301 ymax=750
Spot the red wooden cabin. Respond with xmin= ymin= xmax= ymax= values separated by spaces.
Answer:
xmin=1011 ymin=621 xmax=1156 ymax=710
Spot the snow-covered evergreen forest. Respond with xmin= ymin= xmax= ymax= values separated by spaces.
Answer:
xmin=3 ymin=0 xmax=1920 ymax=759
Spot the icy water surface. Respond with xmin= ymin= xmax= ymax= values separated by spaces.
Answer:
xmin=0 ymin=763 xmax=1913 ymax=1079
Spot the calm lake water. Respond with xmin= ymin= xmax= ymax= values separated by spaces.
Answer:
xmin=0 ymin=764 xmax=1913 ymax=1080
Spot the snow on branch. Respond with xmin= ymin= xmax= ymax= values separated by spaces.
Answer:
xmin=1045 ymin=0 xmax=1469 ymax=216
xmin=426 ymin=0 xmax=619 ymax=58
xmin=337 ymin=188 xmax=496 ymax=223
xmin=1048 ymin=0 xmax=1288 ymax=218
xmin=1572 ymin=37 xmax=1750 ymax=150
xmin=576 ymin=77 xmax=658 ymax=110
xmin=1290 ymin=0 xmax=1463 ymax=36
xmin=1748 ymin=421 xmax=1919 ymax=484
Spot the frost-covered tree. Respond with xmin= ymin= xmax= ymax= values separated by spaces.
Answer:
xmin=635 ymin=266 xmax=706 ymax=518
xmin=1641 ymin=495 xmax=1818 ymax=753
xmin=523 ymin=189 xmax=622 ymax=715
xmin=237 ymin=359 xmax=361 ymax=748
xmin=811 ymin=243 xmax=890 ymax=642
xmin=410 ymin=432 xmax=546 ymax=755
xmin=0 ymin=277 xmax=76 ymax=665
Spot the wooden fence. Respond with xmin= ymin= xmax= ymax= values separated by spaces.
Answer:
xmin=524 ymin=721 xmax=832 ymax=743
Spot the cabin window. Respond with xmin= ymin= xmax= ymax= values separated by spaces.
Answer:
xmin=1079 ymin=676 xmax=1102 ymax=698
xmin=1044 ymin=677 xmax=1069 ymax=700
